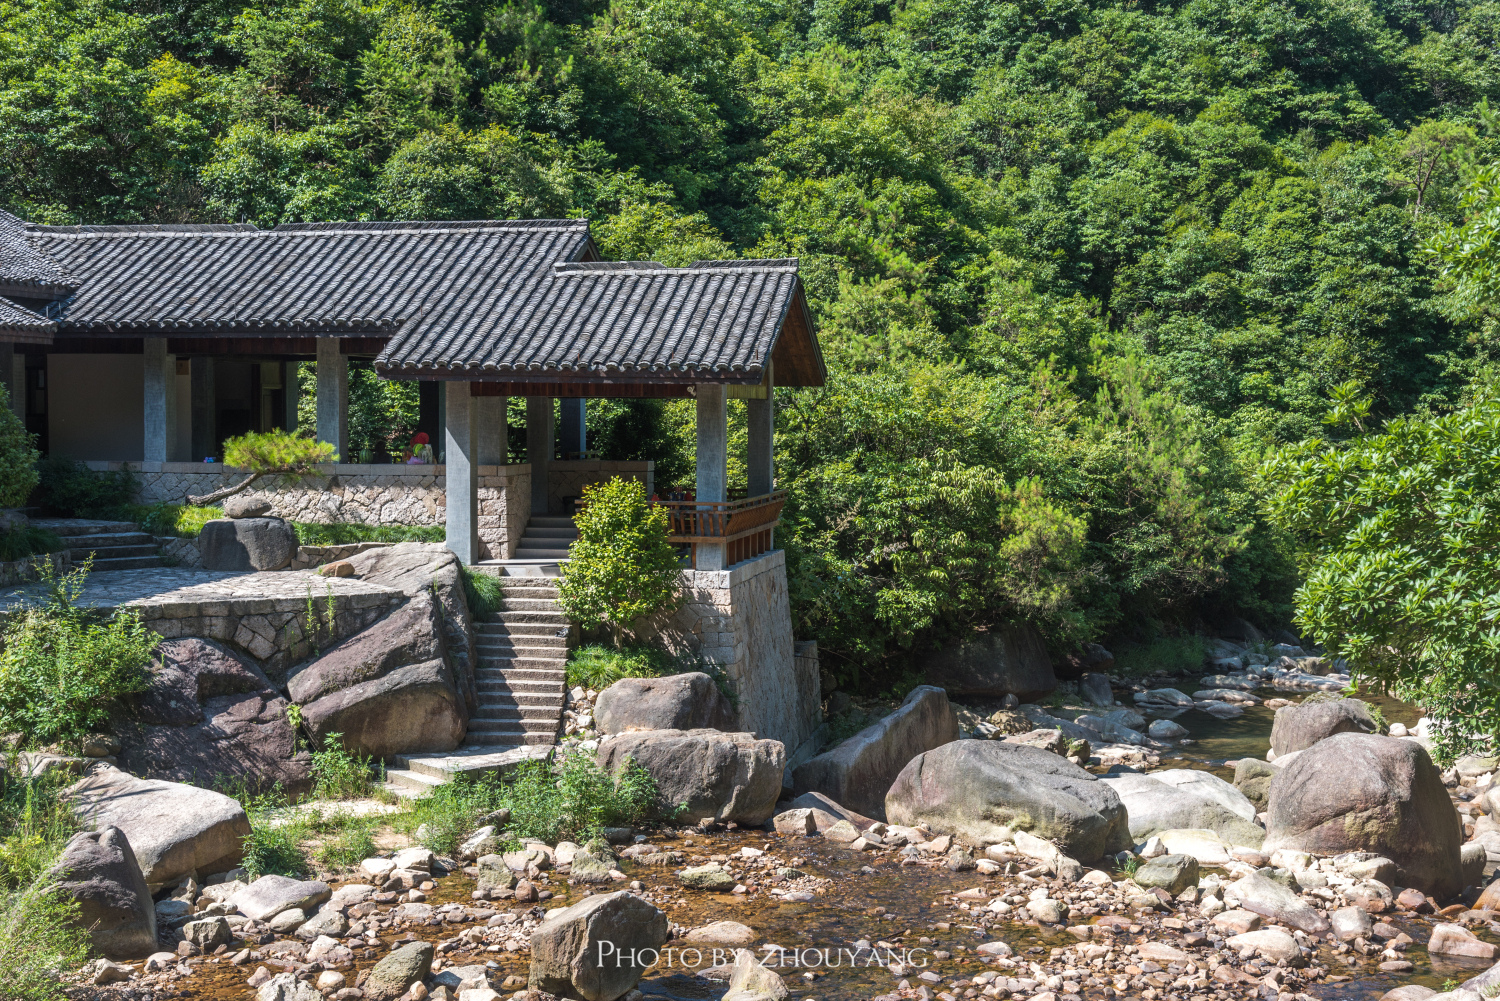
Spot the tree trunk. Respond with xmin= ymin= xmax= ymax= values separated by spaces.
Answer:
xmin=187 ymin=472 xmax=262 ymax=506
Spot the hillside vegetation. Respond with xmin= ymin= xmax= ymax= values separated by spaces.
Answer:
xmin=4 ymin=0 xmax=1498 ymax=688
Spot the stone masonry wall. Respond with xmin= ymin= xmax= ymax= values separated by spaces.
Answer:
xmin=88 ymin=462 xmax=531 ymax=561
xmin=631 ymin=549 xmax=818 ymax=752
xmin=547 ymin=460 xmax=653 ymax=512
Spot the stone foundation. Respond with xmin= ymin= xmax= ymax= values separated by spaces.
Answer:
xmin=0 ymin=551 xmax=73 ymax=585
xmin=546 ymin=460 xmax=654 ymax=512
xmin=631 ymin=550 xmax=819 ymax=752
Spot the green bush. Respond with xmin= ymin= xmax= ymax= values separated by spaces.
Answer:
xmin=0 ymin=527 xmax=63 ymax=563
xmin=400 ymin=773 xmax=511 ymax=857
xmin=217 ymin=781 xmax=307 ymax=879
xmin=310 ymin=735 xmax=377 ymax=800
xmin=291 ymin=522 xmax=445 ymax=545
xmin=1112 ymin=635 xmax=1210 ymax=678
xmin=127 ymin=503 xmax=222 ymax=538
xmin=313 ymin=820 xmax=378 ymax=870
xmin=558 ymin=478 xmax=683 ymax=641
xmin=0 ymin=763 xmax=77 ymax=888
xmin=0 ymin=562 xmax=158 ymax=750
xmin=0 ymin=386 xmax=38 ymax=510
xmin=35 ymin=457 xmax=135 ymax=518
xmin=461 ymin=566 xmax=502 ymax=617
xmin=0 ymin=877 xmax=90 ymax=1001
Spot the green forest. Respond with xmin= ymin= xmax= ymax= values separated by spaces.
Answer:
xmin=7 ymin=0 xmax=1500 ymax=702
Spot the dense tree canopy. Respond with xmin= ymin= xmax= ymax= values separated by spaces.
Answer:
xmin=7 ymin=0 xmax=1500 ymax=686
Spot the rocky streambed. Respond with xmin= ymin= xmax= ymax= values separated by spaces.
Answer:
xmin=61 ymin=670 xmax=1498 ymax=1001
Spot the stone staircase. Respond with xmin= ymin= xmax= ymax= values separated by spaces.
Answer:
xmin=513 ymin=515 xmax=577 ymax=560
xmin=33 ymin=519 xmax=162 ymax=571
xmin=383 ymin=578 xmax=570 ymax=797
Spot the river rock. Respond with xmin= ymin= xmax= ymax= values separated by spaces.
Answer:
xmin=1148 ymin=719 xmax=1188 ymax=739
xmin=529 ymin=890 xmax=668 ymax=1001
xmin=1226 ymin=928 xmax=1300 ymax=962
xmin=62 ymin=765 xmax=249 ymax=885
xmin=597 ymin=729 xmax=784 ymax=825
xmin=726 ymin=947 xmax=789 ymax=999
xmin=182 ymin=915 xmax=231 ymax=950
xmin=1099 ymin=772 xmax=1265 ymax=847
xmin=594 ymin=673 xmax=736 ymax=734
xmin=679 ymin=864 xmax=736 ymax=890
xmin=1432 ymin=924 xmax=1498 ymax=959
xmin=1223 ymin=870 xmax=1330 ymax=932
xmin=1149 ymin=769 xmax=1258 ymax=821
xmin=1330 ymin=905 xmax=1373 ymax=941
xmin=772 ymin=808 xmax=816 ymax=836
xmin=1383 ymin=989 xmax=1437 ymax=1001
xmin=296 ymin=907 xmax=349 ymax=939
xmin=49 ymin=826 xmax=156 ymax=958
xmin=257 ymin=972 xmax=323 ymax=1001
xmin=684 ymin=921 xmax=757 ymax=946
xmin=365 ymin=941 xmax=434 ymax=1001
xmin=792 ymin=686 xmax=958 ymax=818
xmin=199 ymin=518 xmax=297 ymax=571
xmin=1136 ymin=689 xmax=1194 ymax=706
xmin=1233 ymin=758 xmax=1277 ymax=811
xmin=1157 ymin=829 xmax=1234 ymax=865
xmin=232 ymin=875 xmax=332 ymax=922
xmin=1080 ymin=673 xmax=1113 ymax=707
xmin=1134 ymin=854 xmax=1199 ymax=895
xmin=885 ymin=740 xmax=1130 ymax=861
xmin=1264 ymin=732 xmax=1462 ymax=898
xmin=923 ymin=623 xmax=1057 ymax=698
xmin=782 ymin=791 xmax=879 ymax=831
xmin=1269 ymin=698 xmax=1375 ymax=756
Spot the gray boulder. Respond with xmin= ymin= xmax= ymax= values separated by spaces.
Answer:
xmin=222 ymin=494 xmax=273 ymax=518
xmin=1099 ymin=772 xmax=1265 ymax=847
xmin=299 ymin=659 xmax=466 ymax=758
xmin=885 ymin=740 xmax=1130 ymax=861
xmin=594 ymin=673 xmax=735 ymax=734
xmin=1057 ymin=643 xmax=1115 ymax=681
xmin=364 ymin=941 xmax=434 ymax=1001
xmin=49 ymin=827 xmax=156 ymax=958
xmin=1134 ymin=854 xmax=1199 ymax=895
xmin=63 ymin=766 xmax=249 ymax=885
xmin=1224 ymin=870 xmax=1330 ymax=933
xmin=117 ymin=637 xmax=311 ymax=795
xmin=923 ymin=624 xmax=1057 ymax=699
xmin=1149 ymin=769 xmax=1258 ymax=821
xmin=726 ymin=947 xmax=788 ymax=1000
xmin=287 ymin=591 xmax=447 ymax=705
xmin=1148 ymin=719 xmax=1189 ymax=739
xmin=1080 ymin=673 xmax=1113 ymax=707
xmin=256 ymin=973 xmax=322 ymax=1001
xmin=1270 ymin=699 xmax=1374 ymax=757
xmin=232 ymin=874 xmax=332 ymax=922
xmin=792 ymin=685 xmax=958 ymax=818
xmin=528 ymin=890 xmax=669 ymax=1001
xmin=198 ymin=517 xmax=297 ymax=571
xmin=597 ymin=729 xmax=785 ymax=825
xmin=1264 ymin=732 xmax=1463 ymax=898
xmin=1234 ymin=758 xmax=1278 ymax=812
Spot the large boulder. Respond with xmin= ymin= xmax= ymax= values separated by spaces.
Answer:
xmin=1079 ymin=672 xmax=1113 ymax=707
xmin=1099 ymin=772 xmax=1266 ymax=847
xmin=198 ymin=518 xmax=297 ymax=571
xmin=1234 ymin=758 xmax=1278 ymax=812
xmin=1148 ymin=769 xmax=1258 ymax=821
xmin=1270 ymin=698 xmax=1375 ymax=757
xmin=923 ymin=624 xmax=1057 ymax=698
xmin=290 ymin=559 xmax=472 ymax=758
xmin=792 ymin=686 xmax=959 ymax=819
xmin=1264 ymin=732 xmax=1463 ymax=898
xmin=885 ymin=740 xmax=1131 ymax=861
xmin=364 ymin=941 xmax=434 ymax=1001
xmin=49 ymin=827 xmax=156 ymax=958
xmin=116 ymin=637 xmax=311 ymax=794
xmin=528 ymin=890 xmax=668 ymax=1001
xmin=62 ymin=765 xmax=249 ymax=885
xmin=594 ymin=673 xmax=736 ymax=734
xmin=597 ymin=729 xmax=785 ymax=825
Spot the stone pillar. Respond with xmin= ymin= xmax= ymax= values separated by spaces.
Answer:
xmin=143 ymin=337 xmax=177 ymax=464
xmin=559 ymin=398 xmax=586 ymax=457
xmin=316 ymin=337 xmax=347 ymax=460
xmin=476 ymin=394 xmax=507 ymax=465
xmin=696 ymin=383 xmax=727 ymax=571
xmin=284 ymin=361 xmax=299 ymax=434
xmin=527 ymin=396 xmax=554 ymax=515
xmin=9 ymin=350 xmax=22 ymax=424
xmin=190 ymin=357 xmax=215 ymax=461
xmin=0 ymin=344 xmax=13 ymax=421
xmin=746 ymin=391 xmax=774 ymax=498
xmin=445 ymin=381 xmax=478 ymax=564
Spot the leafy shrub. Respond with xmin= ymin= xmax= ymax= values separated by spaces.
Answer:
xmin=35 ymin=457 xmax=135 ymax=518
xmin=400 ymin=773 xmax=510 ymax=857
xmin=0 ymin=763 xmax=77 ymax=888
xmin=0 ymin=562 xmax=158 ymax=750
xmin=127 ymin=503 xmax=222 ymax=538
xmin=0 ymin=386 xmax=38 ymax=510
xmin=0 ymin=877 xmax=90 ymax=1001
xmin=1112 ymin=635 xmax=1210 ymax=678
xmin=310 ymin=735 xmax=377 ymax=800
xmin=313 ymin=820 xmax=377 ymax=870
xmin=291 ymin=522 xmax=445 ymax=545
xmin=218 ymin=782 xmax=307 ymax=879
xmin=461 ymin=566 xmax=502 ymax=617
xmin=0 ymin=527 xmax=62 ymax=563
xmin=558 ymin=477 xmax=683 ymax=641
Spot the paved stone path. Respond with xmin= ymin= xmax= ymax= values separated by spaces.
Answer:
xmin=1 ymin=566 xmax=399 ymax=612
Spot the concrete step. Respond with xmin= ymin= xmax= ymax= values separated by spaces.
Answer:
xmin=463 ymin=730 xmax=556 ymax=747
xmin=473 ymin=708 xmax=560 ymax=726
xmin=524 ymin=527 xmax=578 ymax=540
xmin=88 ymin=556 xmax=163 ymax=571
xmin=475 ymin=620 xmax=567 ymax=636
xmin=528 ymin=516 xmax=577 ymax=528
xmin=384 ymin=745 xmax=554 ymax=795
xmin=477 ymin=643 xmax=569 ymax=659
xmin=477 ymin=634 xmax=567 ymax=650
xmin=500 ymin=597 xmax=565 ymax=612
xmin=514 ymin=548 xmax=571 ymax=560
xmin=470 ymin=717 xmax=559 ymax=734
xmin=478 ymin=656 xmax=568 ymax=672
xmin=475 ymin=687 xmax=564 ymax=705
xmin=30 ymin=519 xmax=138 ymax=537
xmin=490 ymin=610 xmax=569 ymax=625
xmin=66 ymin=532 xmax=155 ymax=547
xmin=495 ymin=585 xmax=562 ymax=600
xmin=479 ymin=667 xmax=566 ymax=683
xmin=383 ymin=768 xmax=446 ymax=797
xmin=69 ymin=544 xmax=157 ymax=560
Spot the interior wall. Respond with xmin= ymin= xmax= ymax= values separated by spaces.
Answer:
xmin=48 ymin=354 xmax=145 ymax=461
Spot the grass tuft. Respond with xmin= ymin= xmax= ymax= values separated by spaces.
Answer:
xmin=0 ymin=877 xmax=90 ymax=1001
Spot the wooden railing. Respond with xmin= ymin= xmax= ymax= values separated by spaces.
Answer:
xmin=577 ymin=490 xmax=786 ymax=568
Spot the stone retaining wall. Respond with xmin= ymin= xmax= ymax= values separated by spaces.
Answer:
xmin=0 ymin=551 xmax=73 ymax=585
xmin=631 ymin=550 xmax=819 ymax=752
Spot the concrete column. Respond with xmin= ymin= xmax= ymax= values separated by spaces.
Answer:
xmin=10 ymin=351 xmax=22 ymax=424
xmin=559 ymin=398 xmax=586 ymax=458
xmin=527 ymin=396 xmax=554 ymax=514
xmin=445 ymin=381 xmax=478 ymax=564
xmin=476 ymin=394 xmax=507 ymax=465
xmin=696 ymin=383 xmax=727 ymax=571
xmin=315 ymin=337 xmax=347 ymax=459
xmin=190 ymin=357 xmax=216 ymax=461
xmin=746 ymin=397 xmax=774 ymax=497
xmin=143 ymin=337 xmax=176 ymax=464
xmin=284 ymin=361 xmax=299 ymax=434
xmin=0 ymin=344 xmax=13 ymax=421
